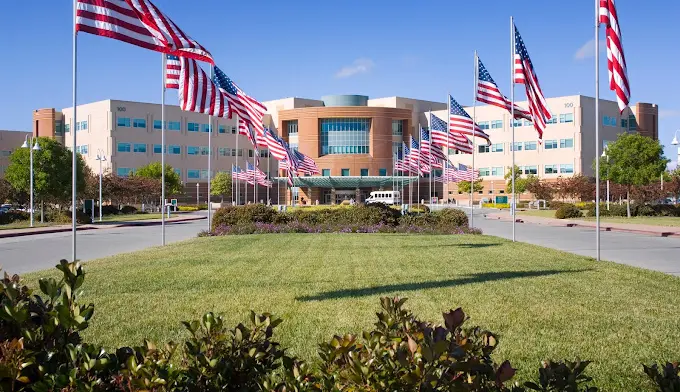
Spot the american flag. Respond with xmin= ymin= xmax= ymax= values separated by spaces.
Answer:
xmin=399 ymin=142 xmax=416 ymax=174
xmin=429 ymin=113 xmax=473 ymax=154
xmin=238 ymin=119 xmax=258 ymax=150
xmin=457 ymin=163 xmax=479 ymax=181
xmin=599 ymin=0 xmax=630 ymax=112
xmin=247 ymin=162 xmax=268 ymax=184
xmin=449 ymin=95 xmax=491 ymax=146
xmin=213 ymin=67 xmax=267 ymax=139
xmin=178 ymin=57 xmax=227 ymax=117
xmin=232 ymin=165 xmax=251 ymax=184
xmin=514 ymin=24 xmax=552 ymax=140
xmin=75 ymin=0 xmax=213 ymax=63
xmin=420 ymin=128 xmax=446 ymax=169
xmin=165 ymin=55 xmax=180 ymax=89
xmin=293 ymin=150 xmax=320 ymax=175
xmin=476 ymin=56 xmax=531 ymax=121
xmin=263 ymin=128 xmax=288 ymax=161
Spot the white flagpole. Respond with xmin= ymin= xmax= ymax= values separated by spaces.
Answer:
xmin=446 ymin=97 xmax=450 ymax=205
xmin=71 ymin=0 xmax=78 ymax=262
xmin=417 ymin=124 xmax=421 ymax=205
xmin=471 ymin=51 xmax=478 ymax=228
xmin=235 ymin=115 xmax=240 ymax=205
xmin=231 ymin=164 xmax=234 ymax=204
xmin=161 ymin=53 xmax=166 ymax=245
xmin=428 ymin=130 xmax=432 ymax=208
xmin=267 ymin=147 xmax=271 ymax=204
xmin=253 ymin=146 xmax=257 ymax=203
xmin=207 ymin=65 xmax=213 ymax=229
xmin=510 ymin=16 xmax=516 ymax=242
xmin=595 ymin=0 xmax=601 ymax=261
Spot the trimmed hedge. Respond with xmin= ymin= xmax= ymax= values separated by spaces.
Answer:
xmin=555 ymin=204 xmax=583 ymax=219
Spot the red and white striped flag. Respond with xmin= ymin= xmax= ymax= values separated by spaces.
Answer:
xmin=449 ymin=95 xmax=491 ymax=146
xmin=514 ymin=24 xmax=552 ymax=140
xmin=476 ymin=55 xmax=531 ymax=121
xmin=75 ymin=0 xmax=213 ymax=63
xmin=599 ymin=0 xmax=630 ymax=112
xmin=429 ymin=113 xmax=473 ymax=154
xmin=213 ymin=66 xmax=267 ymax=139
xmin=178 ymin=57 xmax=227 ymax=117
xmin=263 ymin=128 xmax=288 ymax=161
xmin=165 ymin=54 xmax=180 ymax=89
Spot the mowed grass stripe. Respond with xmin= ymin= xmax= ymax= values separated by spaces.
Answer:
xmin=25 ymin=234 xmax=680 ymax=391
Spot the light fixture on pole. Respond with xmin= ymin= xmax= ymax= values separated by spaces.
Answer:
xmin=672 ymin=130 xmax=679 ymax=169
xmin=95 ymin=150 xmax=107 ymax=222
xmin=196 ymin=182 xmax=200 ymax=206
xmin=21 ymin=136 xmax=40 ymax=227
xmin=601 ymin=148 xmax=610 ymax=211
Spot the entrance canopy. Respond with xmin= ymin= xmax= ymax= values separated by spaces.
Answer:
xmin=273 ymin=176 xmax=418 ymax=188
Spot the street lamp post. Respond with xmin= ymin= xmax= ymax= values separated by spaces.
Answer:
xmin=196 ymin=183 xmax=200 ymax=206
xmin=95 ymin=150 xmax=107 ymax=222
xmin=601 ymin=148 xmax=610 ymax=211
xmin=21 ymin=136 xmax=40 ymax=227
xmin=672 ymin=130 xmax=679 ymax=169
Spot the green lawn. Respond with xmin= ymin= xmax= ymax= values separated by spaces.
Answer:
xmin=97 ymin=213 xmax=164 ymax=222
xmin=519 ymin=209 xmax=680 ymax=227
xmin=25 ymin=234 xmax=680 ymax=391
xmin=0 ymin=221 xmax=57 ymax=230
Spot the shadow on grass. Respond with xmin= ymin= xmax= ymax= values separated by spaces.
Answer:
xmin=296 ymin=269 xmax=590 ymax=302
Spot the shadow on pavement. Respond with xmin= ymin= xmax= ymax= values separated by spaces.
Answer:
xmin=296 ymin=269 xmax=590 ymax=302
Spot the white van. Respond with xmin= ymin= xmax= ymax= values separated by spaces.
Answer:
xmin=365 ymin=191 xmax=401 ymax=205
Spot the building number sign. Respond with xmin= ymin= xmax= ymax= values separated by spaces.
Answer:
xmin=564 ymin=103 xmax=573 ymax=108
xmin=117 ymin=107 xmax=126 ymax=112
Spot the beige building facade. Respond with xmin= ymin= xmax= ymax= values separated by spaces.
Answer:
xmin=0 ymin=130 xmax=32 ymax=178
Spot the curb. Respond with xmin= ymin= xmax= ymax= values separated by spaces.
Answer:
xmin=485 ymin=214 xmax=680 ymax=238
xmin=0 ymin=216 xmax=206 ymax=239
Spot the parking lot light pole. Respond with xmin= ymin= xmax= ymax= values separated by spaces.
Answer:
xmin=601 ymin=148 xmax=610 ymax=211
xmin=95 ymin=150 xmax=106 ymax=222
xmin=672 ymin=130 xmax=679 ymax=169
xmin=21 ymin=136 xmax=40 ymax=227
xmin=196 ymin=183 xmax=200 ymax=206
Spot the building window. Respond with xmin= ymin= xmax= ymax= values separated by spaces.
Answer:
xmin=200 ymin=170 xmax=210 ymax=179
xmin=231 ymin=126 xmax=237 ymax=134
xmin=479 ymin=168 xmax=491 ymax=176
xmin=153 ymin=120 xmax=164 ymax=130
xmin=218 ymin=125 xmax=226 ymax=134
xmin=200 ymin=147 xmax=210 ymax=156
xmin=169 ymin=145 xmax=181 ymax=155
xmin=80 ymin=121 xmax=88 ymax=130
xmin=65 ymin=124 xmax=70 ymax=133
xmin=603 ymin=115 xmax=618 ymax=127
xmin=491 ymin=143 xmax=504 ymax=152
xmin=320 ymin=118 xmax=370 ymax=155
xmin=510 ymin=142 xmax=522 ymax=151
xmin=621 ymin=118 xmax=628 ymax=128
xmin=360 ymin=168 xmax=369 ymax=176
xmin=188 ymin=122 xmax=200 ymax=132
xmin=117 ymin=117 xmax=130 ymax=127
xmin=133 ymin=143 xmax=146 ymax=153
xmin=544 ymin=140 xmax=558 ymax=149
xmin=248 ymin=149 xmax=254 ymax=158
xmin=201 ymin=124 xmax=211 ymax=133
xmin=320 ymin=169 xmax=330 ymax=176
xmin=546 ymin=116 xmax=557 ymax=124
xmin=521 ymin=165 xmax=538 ymax=175
xmin=523 ymin=119 xmax=532 ymax=126
xmin=379 ymin=168 xmax=388 ymax=176
xmin=187 ymin=146 xmax=200 ymax=155
xmin=153 ymin=144 xmax=164 ymax=154
xmin=55 ymin=120 xmax=64 ymax=136
xmin=341 ymin=168 xmax=350 ymax=176
xmin=560 ymin=138 xmax=574 ymax=148
xmin=168 ymin=121 xmax=181 ymax=131
xmin=0 ymin=150 xmax=11 ymax=157
xmin=544 ymin=164 xmax=558 ymax=174
xmin=117 ymin=142 xmax=131 ymax=153
xmin=218 ymin=147 xmax=230 ymax=156
xmin=559 ymin=113 xmax=574 ymax=123
xmin=513 ymin=119 xmax=523 ymax=127
xmin=478 ymin=145 xmax=490 ymax=153
xmin=628 ymin=115 xmax=637 ymax=131
xmin=478 ymin=121 xmax=490 ymax=130
xmin=259 ymin=149 xmax=270 ymax=157
xmin=174 ymin=169 xmax=181 ymax=178
xmin=391 ymin=120 xmax=404 ymax=135
xmin=491 ymin=167 xmax=503 ymax=176
xmin=133 ymin=118 xmax=146 ymax=128
xmin=76 ymin=145 xmax=88 ymax=155
xmin=188 ymin=169 xmax=200 ymax=179
xmin=491 ymin=120 xmax=503 ymax=129
xmin=524 ymin=141 xmax=537 ymax=151
xmin=117 ymin=167 xmax=134 ymax=177
xmin=287 ymin=120 xmax=298 ymax=135
xmin=237 ymin=149 xmax=243 ymax=157
xmin=560 ymin=164 xmax=574 ymax=174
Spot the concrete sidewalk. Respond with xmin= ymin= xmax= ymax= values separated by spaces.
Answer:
xmin=486 ymin=211 xmax=680 ymax=238
xmin=0 ymin=215 xmax=206 ymax=239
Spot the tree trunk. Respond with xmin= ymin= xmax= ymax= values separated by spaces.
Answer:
xmin=626 ymin=189 xmax=631 ymax=218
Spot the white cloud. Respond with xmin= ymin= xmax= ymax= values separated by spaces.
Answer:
xmin=335 ymin=58 xmax=375 ymax=78
xmin=574 ymin=39 xmax=606 ymax=60
xmin=659 ymin=109 xmax=680 ymax=119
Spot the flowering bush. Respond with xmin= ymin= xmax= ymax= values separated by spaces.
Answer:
xmin=204 ymin=222 xmax=481 ymax=236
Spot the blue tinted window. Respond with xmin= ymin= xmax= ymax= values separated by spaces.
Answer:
xmin=117 ymin=167 xmax=133 ymax=177
xmin=322 ymin=169 xmax=330 ymax=176
xmin=544 ymin=140 xmax=558 ymax=150
xmin=391 ymin=120 xmax=404 ymax=135
xmin=80 ymin=121 xmax=88 ymax=130
xmin=133 ymin=118 xmax=146 ymax=128
xmin=360 ymin=168 xmax=369 ymax=176
xmin=544 ymin=164 xmax=558 ymax=174
xmin=560 ymin=138 xmax=573 ymax=148
xmin=168 ymin=121 xmax=181 ymax=131
xmin=117 ymin=117 xmax=131 ymax=127
xmin=287 ymin=120 xmax=298 ymax=134
xmin=491 ymin=120 xmax=503 ymax=129
xmin=478 ymin=121 xmax=490 ymax=130
xmin=188 ymin=122 xmax=200 ymax=132
xmin=560 ymin=164 xmax=574 ymax=174
xmin=320 ymin=118 xmax=370 ymax=155
xmin=187 ymin=146 xmax=200 ymax=155
xmin=341 ymin=168 xmax=350 ymax=176
xmin=117 ymin=142 xmax=131 ymax=153
xmin=153 ymin=120 xmax=165 ymax=130
xmin=153 ymin=144 xmax=164 ymax=154
xmin=174 ymin=169 xmax=181 ymax=178
xmin=379 ymin=168 xmax=387 ymax=176
xmin=524 ymin=141 xmax=537 ymax=150
xmin=187 ymin=169 xmax=200 ymax=179
xmin=218 ymin=125 xmax=226 ymax=134
xmin=133 ymin=143 xmax=146 ymax=153
xmin=559 ymin=113 xmax=574 ymax=123
xmin=169 ymin=145 xmax=181 ymax=155
xmin=201 ymin=124 xmax=211 ymax=133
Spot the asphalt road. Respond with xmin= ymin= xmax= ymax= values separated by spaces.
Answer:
xmin=0 ymin=215 xmax=209 ymax=275
xmin=470 ymin=208 xmax=680 ymax=276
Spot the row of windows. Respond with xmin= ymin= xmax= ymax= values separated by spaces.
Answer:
xmin=75 ymin=145 xmax=88 ymax=154
xmin=116 ymin=142 xmax=266 ymax=158
xmin=317 ymin=168 xmax=389 ymax=177
xmin=478 ymin=138 xmax=573 ymax=153
xmin=604 ymin=114 xmax=637 ymax=130
xmin=481 ymin=113 xmax=576 ymax=130
xmin=320 ymin=118 xmax=371 ymax=156
xmin=287 ymin=120 xmax=298 ymax=135
xmin=117 ymin=117 xmax=241 ymax=134
xmin=392 ymin=120 xmax=405 ymax=136
xmin=478 ymin=164 xmax=574 ymax=177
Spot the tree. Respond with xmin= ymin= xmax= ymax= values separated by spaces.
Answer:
xmin=667 ymin=168 xmax=680 ymax=204
xmin=134 ymin=162 xmax=182 ymax=195
xmin=5 ymin=137 xmax=86 ymax=207
xmin=525 ymin=176 xmax=554 ymax=201
xmin=457 ymin=179 xmax=483 ymax=194
xmin=0 ymin=178 xmax=16 ymax=204
xmin=102 ymin=174 xmax=161 ymax=206
xmin=504 ymin=165 xmax=529 ymax=195
xmin=597 ymin=133 xmax=668 ymax=217
xmin=211 ymin=172 xmax=232 ymax=202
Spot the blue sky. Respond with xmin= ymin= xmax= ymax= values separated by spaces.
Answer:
xmin=1 ymin=1 xmax=678 ymax=163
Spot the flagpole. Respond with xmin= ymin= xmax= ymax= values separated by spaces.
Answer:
xmin=235 ymin=115 xmax=240 ymax=205
xmin=71 ymin=0 xmax=78 ymax=262
xmin=161 ymin=53 xmax=166 ymax=245
xmin=207 ymin=65 xmax=213 ymax=229
xmin=253 ymin=146 xmax=257 ymax=203
xmin=267 ymin=147 xmax=271 ymax=204
xmin=471 ymin=51 xmax=478 ymax=229
xmin=510 ymin=16 xmax=516 ymax=242
xmin=231 ymin=164 xmax=234 ymax=204
xmin=595 ymin=0 xmax=601 ymax=261
xmin=417 ymin=124 xmax=421 ymax=206
xmin=428 ymin=131 xmax=432 ymax=208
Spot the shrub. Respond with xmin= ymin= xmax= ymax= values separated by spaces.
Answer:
xmin=46 ymin=210 xmax=91 ymax=224
xmin=643 ymin=362 xmax=680 ymax=391
xmin=212 ymin=204 xmax=279 ymax=230
xmin=652 ymin=204 xmax=680 ymax=217
xmin=409 ymin=203 xmax=430 ymax=213
xmin=432 ymin=208 xmax=469 ymax=226
xmin=178 ymin=205 xmax=199 ymax=212
xmin=483 ymin=203 xmax=511 ymax=209
xmin=547 ymin=201 xmax=573 ymax=210
xmin=120 ymin=205 xmax=138 ymax=214
xmin=0 ymin=210 xmax=29 ymax=224
xmin=555 ymin=204 xmax=582 ymax=219
xmin=101 ymin=204 xmax=120 ymax=215
xmin=339 ymin=199 xmax=351 ymax=206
